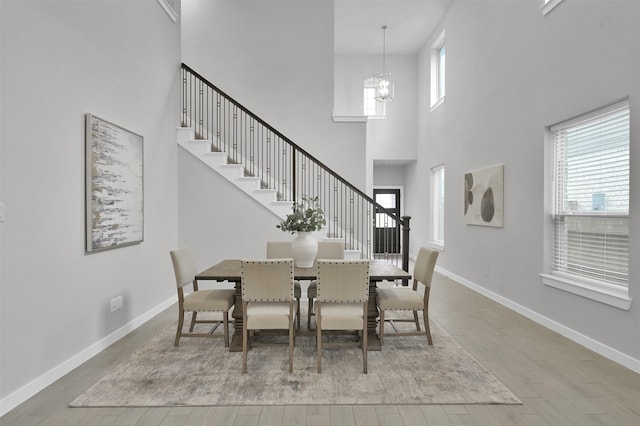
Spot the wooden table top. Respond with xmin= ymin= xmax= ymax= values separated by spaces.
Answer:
xmin=196 ymin=259 xmax=411 ymax=282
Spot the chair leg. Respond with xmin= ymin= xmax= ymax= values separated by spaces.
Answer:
xmin=296 ymin=297 xmax=301 ymax=331
xmin=174 ymin=310 xmax=184 ymax=347
xmin=223 ymin=311 xmax=229 ymax=348
xmin=316 ymin=304 xmax=322 ymax=373
xmin=189 ymin=311 xmax=197 ymax=332
xmin=242 ymin=304 xmax=248 ymax=374
xmin=363 ymin=303 xmax=368 ymax=374
xmin=424 ymin=309 xmax=432 ymax=345
xmin=289 ymin=302 xmax=294 ymax=373
xmin=379 ymin=309 xmax=385 ymax=347
xmin=413 ymin=310 xmax=421 ymax=331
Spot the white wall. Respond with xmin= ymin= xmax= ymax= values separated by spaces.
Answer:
xmin=406 ymin=0 xmax=640 ymax=366
xmin=334 ymin=54 xmax=417 ymax=195
xmin=178 ymin=150 xmax=289 ymax=266
xmin=180 ymin=0 xmax=367 ymax=257
xmin=373 ymin=165 xmax=406 ymax=187
xmin=181 ymin=0 xmax=366 ymax=189
xmin=0 ymin=0 xmax=181 ymax=405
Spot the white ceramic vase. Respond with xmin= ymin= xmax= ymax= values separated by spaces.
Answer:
xmin=291 ymin=231 xmax=318 ymax=268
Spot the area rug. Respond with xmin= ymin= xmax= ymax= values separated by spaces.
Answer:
xmin=70 ymin=310 xmax=521 ymax=407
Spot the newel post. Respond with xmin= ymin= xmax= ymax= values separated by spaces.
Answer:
xmin=401 ymin=216 xmax=411 ymax=286
xmin=292 ymin=147 xmax=297 ymax=204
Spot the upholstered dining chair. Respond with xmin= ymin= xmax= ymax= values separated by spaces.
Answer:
xmin=316 ymin=259 xmax=370 ymax=374
xmin=169 ymin=247 xmax=235 ymax=347
xmin=376 ymin=246 xmax=439 ymax=346
xmin=266 ymin=241 xmax=301 ymax=329
xmin=306 ymin=240 xmax=345 ymax=329
xmin=240 ymin=258 xmax=296 ymax=374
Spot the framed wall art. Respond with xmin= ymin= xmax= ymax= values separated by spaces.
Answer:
xmin=85 ymin=114 xmax=144 ymax=252
xmin=463 ymin=164 xmax=503 ymax=227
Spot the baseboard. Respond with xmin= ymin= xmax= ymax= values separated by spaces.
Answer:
xmin=436 ymin=266 xmax=640 ymax=375
xmin=0 ymin=295 xmax=177 ymax=417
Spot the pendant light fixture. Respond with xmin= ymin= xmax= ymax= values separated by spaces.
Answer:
xmin=375 ymin=25 xmax=394 ymax=102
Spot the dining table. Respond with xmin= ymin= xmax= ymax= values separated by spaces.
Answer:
xmin=195 ymin=258 xmax=412 ymax=351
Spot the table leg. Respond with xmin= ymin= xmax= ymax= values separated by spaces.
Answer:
xmin=367 ymin=282 xmax=381 ymax=351
xmin=229 ymin=281 xmax=244 ymax=352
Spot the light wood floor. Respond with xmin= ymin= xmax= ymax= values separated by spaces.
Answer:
xmin=3 ymin=273 xmax=639 ymax=425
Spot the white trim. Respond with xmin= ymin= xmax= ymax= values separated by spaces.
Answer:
xmin=157 ymin=0 xmax=177 ymax=22
xmin=540 ymin=273 xmax=632 ymax=310
xmin=0 ymin=295 xmax=177 ymax=417
xmin=427 ymin=241 xmax=444 ymax=252
xmin=332 ymin=115 xmax=368 ymax=123
xmin=549 ymin=98 xmax=629 ymax=132
xmin=542 ymin=0 xmax=564 ymax=16
xmin=437 ymin=266 xmax=640 ymax=374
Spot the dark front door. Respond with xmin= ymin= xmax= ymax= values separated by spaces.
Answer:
xmin=374 ymin=188 xmax=401 ymax=254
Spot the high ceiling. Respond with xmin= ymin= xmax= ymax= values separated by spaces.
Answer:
xmin=334 ymin=0 xmax=451 ymax=56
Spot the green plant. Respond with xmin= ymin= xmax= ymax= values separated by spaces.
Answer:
xmin=277 ymin=196 xmax=326 ymax=234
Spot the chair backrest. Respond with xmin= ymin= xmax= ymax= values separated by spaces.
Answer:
xmin=316 ymin=240 xmax=345 ymax=260
xmin=241 ymin=259 xmax=294 ymax=302
xmin=170 ymin=247 xmax=197 ymax=289
xmin=266 ymin=241 xmax=293 ymax=259
xmin=267 ymin=240 xmax=344 ymax=261
xmin=316 ymin=260 xmax=369 ymax=303
xmin=414 ymin=247 xmax=439 ymax=289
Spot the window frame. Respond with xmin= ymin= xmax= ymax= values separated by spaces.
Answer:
xmin=364 ymin=78 xmax=385 ymax=117
xmin=540 ymin=99 xmax=631 ymax=310
xmin=430 ymin=31 xmax=446 ymax=111
xmin=430 ymin=164 xmax=445 ymax=250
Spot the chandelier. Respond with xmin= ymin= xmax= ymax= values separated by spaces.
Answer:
xmin=375 ymin=25 xmax=394 ymax=102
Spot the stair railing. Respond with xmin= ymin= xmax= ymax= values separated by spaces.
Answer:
xmin=181 ymin=63 xmax=410 ymax=272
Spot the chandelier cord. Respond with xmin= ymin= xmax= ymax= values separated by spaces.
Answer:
xmin=381 ymin=25 xmax=387 ymax=74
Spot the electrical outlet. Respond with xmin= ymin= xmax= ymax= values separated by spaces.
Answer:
xmin=110 ymin=297 xmax=118 ymax=313
xmin=0 ymin=203 xmax=5 ymax=222
xmin=116 ymin=295 xmax=123 ymax=310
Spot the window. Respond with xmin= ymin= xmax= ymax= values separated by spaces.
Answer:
xmin=542 ymin=0 xmax=564 ymax=15
xmin=542 ymin=100 xmax=630 ymax=309
xmin=430 ymin=31 xmax=446 ymax=110
xmin=364 ymin=78 xmax=385 ymax=117
xmin=431 ymin=165 xmax=445 ymax=247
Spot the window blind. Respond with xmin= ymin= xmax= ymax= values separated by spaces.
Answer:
xmin=552 ymin=101 xmax=629 ymax=287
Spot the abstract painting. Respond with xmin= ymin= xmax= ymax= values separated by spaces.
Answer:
xmin=464 ymin=164 xmax=503 ymax=227
xmin=86 ymin=114 xmax=143 ymax=252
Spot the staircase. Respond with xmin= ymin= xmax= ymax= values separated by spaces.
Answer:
xmin=177 ymin=127 xmax=293 ymax=219
xmin=179 ymin=63 xmax=410 ymax=268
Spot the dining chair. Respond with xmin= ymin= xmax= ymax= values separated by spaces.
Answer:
xmin=316 ymin=259 xmax=370 ymax=374
xmin=266 ymin=241 xmax=301 ymax=329
xmin=169 ymin=247 xmax=235 ymax=347
xmin=376 ymin=246 xmax=439 ymax=346
xmin=240 ymin=258 xmax=296 ymax=374
xmin=306 ymin=240 xmax=345 ymax=330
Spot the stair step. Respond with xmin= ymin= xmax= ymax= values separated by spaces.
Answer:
xmin=252 ymin=188 xmax=277 ymax=203
xmin=344 ymin=250 xmax=361 ymax=260
xmin=270 ymin=201 xmax=294 ymax=217
xmin=177 ymin=127 xmax=195 ymax=143
xmin=235 ymin=176 xmax=261 ymax=191
xmin=201 ymin=152 xmax=227 ymax=168
xmin=181 ymin=139 xmax=211 ymax=155
xmin=217 ymin=164 xmax=245 ymax=178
